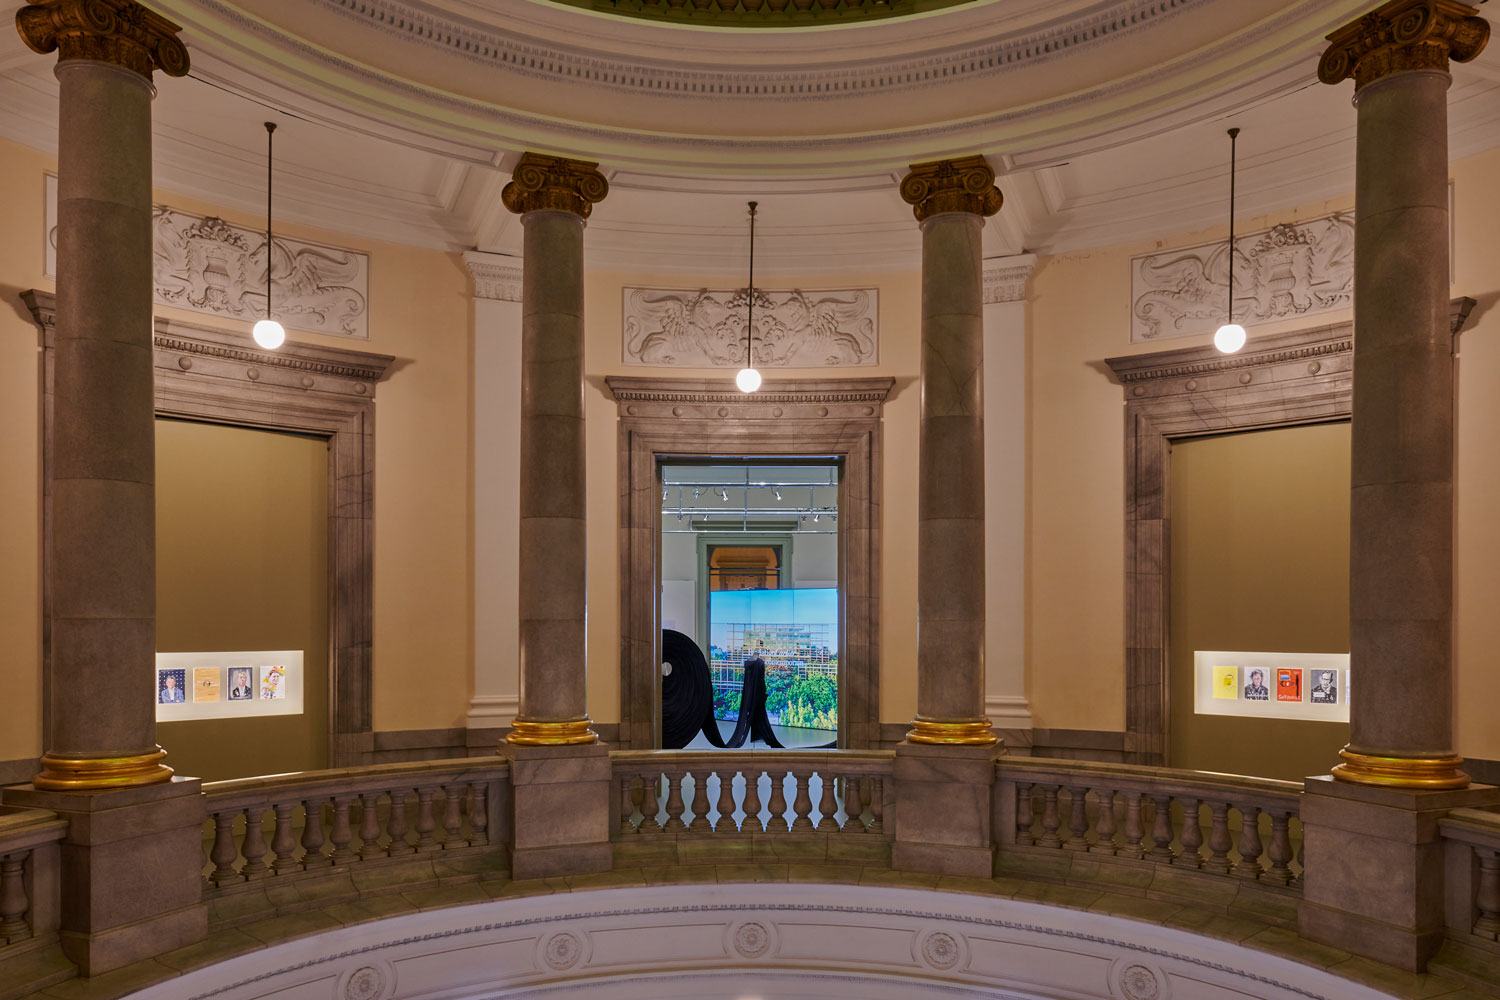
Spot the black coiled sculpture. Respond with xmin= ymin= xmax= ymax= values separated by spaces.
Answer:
xmin=660 ymin=630 xmax=784 ymax=749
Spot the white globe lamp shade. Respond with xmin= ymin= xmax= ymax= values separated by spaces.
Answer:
xmin=735 ymin=366 xmax=762 ymax=393
xmin=252 ymin=318 xmax=286 ymax=350
xmin=1213 ymin=322 xmax=1246 ymax=354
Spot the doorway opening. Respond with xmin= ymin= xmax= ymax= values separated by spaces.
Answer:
xmin=659 ymin=462 xmax=840 ymax=749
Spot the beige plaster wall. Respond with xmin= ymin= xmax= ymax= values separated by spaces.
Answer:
xmin=0 ymin=136 xmax=473 ymax=765
xmin=579 ymin=268 xmax=922 ymax=725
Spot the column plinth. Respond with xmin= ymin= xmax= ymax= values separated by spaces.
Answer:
xmin=16 ymin=0 xmax=187 ymax=791
xmin=500 ymin=154 xmax=608 ymax=748
xmin=1318 ymin=0 xmax=1489 ymax=792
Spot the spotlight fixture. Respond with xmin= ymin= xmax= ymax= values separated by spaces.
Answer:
xmin=693 ymin=488 xmax=702 ymax=499
xmin=736 ymin=201 xmax=762 ymax=394
xmin=1214 ymin=128 xmax=1247 ymax=355
xmin=662 ymin=486 xmax=668 ymax=501
xmin=813 ymin=513 xmax=820 ymax=523
xmin=773 ymin=489 xmax=782 ymax=501
xmin=251 ymin=122 xmax=285 ymax=350
xmin=719 ymin=489 xmax=729 ymax=502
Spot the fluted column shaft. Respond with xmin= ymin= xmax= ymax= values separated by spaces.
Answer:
xmin=17 ymin=0 xmax=189 ymax=789
xmin=500 ymin=153 xmax=608 ymax=746
xmin=1319 ymin=0 xmax=1488 ymax=789
xmin=899 ymin=156 xmax=1002 ymax=746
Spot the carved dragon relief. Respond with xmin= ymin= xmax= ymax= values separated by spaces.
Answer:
xmin=45 ymin=175 xmax=370 ymax=339
xmin=1130 ymin=213 xmax=1354 ymax=343
xmin=623 ymin=286 xmax=877 ymax=368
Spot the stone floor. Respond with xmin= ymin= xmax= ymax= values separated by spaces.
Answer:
xmin=5 ymin=854 xmax=1499 ymax=1000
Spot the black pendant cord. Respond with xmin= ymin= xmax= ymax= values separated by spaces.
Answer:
xmin=265 ymin=121 xmax=276 ymax=320
xmin=746 ymin=201 xmax=758 ymax=369
xmin=1226 ymin=127 xmax=1238 ymax=325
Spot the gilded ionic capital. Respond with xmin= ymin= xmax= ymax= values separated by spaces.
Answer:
xmin=899 ymin=155 xmax=1003 ymax=223
xmin=1319 ymin=0 xmax=1489 ymax=90
xmin=501 ymin=152 xmax=609 ymax=219
xmin=16 ymin=0 xmax=188 ymax=79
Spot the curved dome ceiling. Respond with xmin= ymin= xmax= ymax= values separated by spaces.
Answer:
xmin=160 ymin=0 xmax=1371 ymax=176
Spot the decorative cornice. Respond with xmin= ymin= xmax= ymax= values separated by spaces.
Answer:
xmin=1318 ymin=0 xmax=1489 ymax=90
xmin=16 ymin=0 xmax=189 ymax=79
xmin=605 ymin=375 xmax=893 ymax=419
xmin=463 ymin=251 xmax=523 ymax=302
xmin=982 ymin=254 xmax=1038 ymax=303
xmin=501 ymin=153 xmax=609 ymax=220
xmin=900 ymin=155 xmax=1003 ymax=223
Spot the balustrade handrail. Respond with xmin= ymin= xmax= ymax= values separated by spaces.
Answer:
xmin=611 ymin=749 xmax=893 ymax=773
xmin=202 ymin=756 xmax=510 ymax=811
xmin=0 ymin=807 xmax=67 ymax=852
xmin=1439 ymin=807 xmax=1500 ymax=849
xmin=998 ymin=755 xmax=1302 ymax=808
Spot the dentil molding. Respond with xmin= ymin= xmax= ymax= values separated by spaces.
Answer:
xmin=463 ymin=251 xmax=523 ymax=301
xmin=983 ymin=253 xmax=1038 ymax=303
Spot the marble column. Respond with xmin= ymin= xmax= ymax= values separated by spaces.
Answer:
xmin=496 ymin=153 xmax=613 ymax=878
xmin=500 ymin=154 xmax=607 ymax=747
xmin=1297 ymin=1 xmax=1496 ymax=973
xmin=982 ymin=255 xmax=1037 ymax=737
xmin=1319 ymin=0 xmax=1488 ymax=791
xmin=463 ymin=252 xmax=523 ymax=747
xmin=17 ymin=0 xmax=187 ymax=790
xmin=900 ymin=155 xmax=1003 ymax=747
xmin=890 ymin=157 xmax=1004 ymax=878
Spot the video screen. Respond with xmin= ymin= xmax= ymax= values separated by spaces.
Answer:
xmin=708 ymin=588 xmax=838 ymax=731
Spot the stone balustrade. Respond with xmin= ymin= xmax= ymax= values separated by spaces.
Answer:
xmin=996 ymin=757 xmax=1304 ymax=888
xmin=1438 ymin=807 xmax=1500 ymax=945
xmin=0 ymin=808 xmax=65 ymax=954
xmin=611 ymin=750 xmax=893 ymax=839
xmin=201 ymin=759 xmax=510 ymax=892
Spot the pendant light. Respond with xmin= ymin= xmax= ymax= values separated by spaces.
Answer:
xmin=1213 ymin=127 xmax=1246 ymax=355
xmin=252 ymin=121 xmax=286 ymax=350
xmin=735 ymin=201 xmax=761 ymax=393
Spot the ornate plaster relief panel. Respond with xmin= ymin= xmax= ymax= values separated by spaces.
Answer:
xmin=44 ymin=175 xmax=371 ymax=340
xmin=623 ymin=287 xmax=878 ymax=369
xmin=1130 ymin=213 xmax=1354 ymax=344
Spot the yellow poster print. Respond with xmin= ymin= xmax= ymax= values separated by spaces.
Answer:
xmin=1212 ymin=666 xmax=1239 ymax=699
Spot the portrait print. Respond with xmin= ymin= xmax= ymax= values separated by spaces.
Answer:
xmin=260 ymin=665 xmax=287 ymax=700
xmin=157 ymin=668 xmax=187 ymax=704
xmin=226 ymin=667 xmax=255 ymax=701
xmin=1241 ymin=667 xmax=1270 ymax=701
xmin=1309 ymin=669 xmax=1339 ymax=704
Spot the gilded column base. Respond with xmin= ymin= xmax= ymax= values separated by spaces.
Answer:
xmin=905 ymin=717 xmax=999 ymax=747
xmin=506 ymin=717 xmax=599 ymax=746
xmin=1331 ymin=746 xmax=1469 ymax=790
xmin=33 ymin=746 xmax=174 ymax=790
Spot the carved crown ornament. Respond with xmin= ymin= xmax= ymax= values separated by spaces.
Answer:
xmin=1319 ymin=0 xmax=1489 ymax=91
xmin=501 ymin=152 xmax=610 ymax=219
xmin=16 ymin=0 xmax=189 ymax=79
xmin=899 ymin=155 xmax=1004 ymax=223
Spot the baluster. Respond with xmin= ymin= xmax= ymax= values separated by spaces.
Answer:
xmin=240 ymin=806 xmax=270 ymax=879
xmin=1064 ymin=786 xmax=1090 ymax=851
xmin=1147 ymin=794 xmax=1176 ymax=862
xmin=639 ymin=773 xmax=663 ymax=833
xmin=1037 ymin=785 xmax=1062 ymax=848
xmin=1476 ymin=850 xmax=1500 ymax=939
xmin=387 ymin=790 xmax=412 ymax=854
xmin=1090 ymin=789 xmax=1118 ymax=854
xmin=329 ymin=796 xmax=356 ymax=864
xmin=1266 ymin=809 xmax=1293 ymax=885
xmin=442 ymin=783 xmax=466 ymax=848
xmin=209 ymin=810 xmax=241 ymax=884
xmin=470 ymin=785 xmax=489 ymax=846
xmin=620 ymin=775 xmax=638 ymax=835
xmin=869 ymin=778 xmax=885 ymax=835
xmin=766 ymin=770 xmax=790 ymax=833
xmin=1119 ymin=791 xmax=1146 ymax=860
xmin=359 ymin=792 xmax=385 ymax=860
xmin=1015 ymin=782 xmax=1035 ymax=845
xmin=0 ymin=852 xmax=31 ymax=943
xmin=414 ymin=787 xmax=438 ymax=852
xmin=271 ymin=802 xmax=301 ymax=873
xmin=1175 ymin=797 xmax=1203 ymax=868
xmin=689 ymin=773 xmax=713 ymax=832
xmin=1205 ymin=800 xmax=1233 ymax=873
xmin=1294 ymin=826 xmax=1305 ymax=886
xmin=815 ymin=770 xmax=838 ymax=832
xmin=741 ymin=769 xmax=764 ymax=833
xmin=1234 ymin=804 xmax=1264 ymax=879
xmin=663 ymin=771 xmax=688 ymax=831
xmin=842 ymin=774 xmax=865 ymax=833
xmin=715 ymin=769 xmax=738 ymax=833
xmin=301 ymin=798 xmax=329 ymax=867
xmin=791 ymin=770 xmax=814 ymax=831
